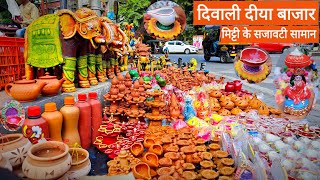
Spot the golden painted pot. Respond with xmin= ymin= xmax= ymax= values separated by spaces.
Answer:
xmin=0 ymin=133 xmax=32 ymax=168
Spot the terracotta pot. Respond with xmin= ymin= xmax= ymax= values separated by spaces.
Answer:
xmin=0 ymin=153 xmax=12 ymax=171
xmin=22 ymin=141 xmax=72 ymax=180
xmin=0 ymin=133 xmax=32 ymax=167
xmin=65 ymin=148 xmax=91 ymax=179
xmin=132 ymin=162 xmax=151 ymax=180
xmin=5 ymin=77 xmax=47 ymax=102
xmin=225 ymin=82 xmax=235 ymax=92
xmin=37 ymin=72 xmax=65 ymax=96
xmin=148 ymin=144 xmax=163 ymax=156
xmin=130 ymin=142 xmax=144 ymax=157
xmin=141 ymin=152 xmax=159 ymax=168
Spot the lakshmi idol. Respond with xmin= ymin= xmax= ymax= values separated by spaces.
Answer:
xmin=283 ymin=69 xmax=312 ymax=116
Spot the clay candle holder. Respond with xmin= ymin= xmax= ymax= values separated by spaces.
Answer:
xmin=145 ymin=89 xmax=167 ymax=128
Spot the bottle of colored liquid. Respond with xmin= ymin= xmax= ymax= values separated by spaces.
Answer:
xmin=22 ymin=106 xmax=49 ymax=144
xmin=41 ymin=102 xmax=63 ymax=142
xmin=88 ymin=92 xmax=103 ymax=143
xmin=60 ymin=96 xmax=81 ymax=147
xmin=75 ymin=93 xmax=92 ymax=149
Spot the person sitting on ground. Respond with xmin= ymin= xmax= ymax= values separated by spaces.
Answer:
xmin=13 ymin=0 xmax=39 ymax=38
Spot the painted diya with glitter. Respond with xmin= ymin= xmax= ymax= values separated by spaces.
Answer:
xmin=235 ymin=47 xmax=270 ymax=83
xmin=144 ymin=1 xmax=186 ymax=40
xmin=1 ymin=100 xmax=25 ymax=131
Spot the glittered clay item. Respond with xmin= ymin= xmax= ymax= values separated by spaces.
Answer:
xmin=1 ymin=100 xmax=25 ymax=131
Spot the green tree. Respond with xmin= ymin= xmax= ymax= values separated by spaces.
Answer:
xmin=118 ymin=0 xmax=150 ymax=27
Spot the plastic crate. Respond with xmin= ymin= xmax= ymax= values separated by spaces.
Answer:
xmin=0 ymin=37 xmax=25 ymax=90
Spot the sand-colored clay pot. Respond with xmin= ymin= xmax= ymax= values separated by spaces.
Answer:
xmin=22 ymin=141 xmax=72 ymax=180
xmin=0 ymin=133 xmax=32 ymax=167
xmin=65 ymin=148 xmax=91 ymax=179
xmin=5 ymin=77 xmax=47 ymax=102
xmin=157 ymin=167 xmax=175 ymax=176
xmin=0 ymin=153 xmax=12 ymax=171
xmin=143 ymin=138 xmax=156 ymax=149
xmin=159 ymin=157 xmax=172 ymax=167
xmin=182 ymin=171 xmax=197 ymax=180
xmin=130 ymin=143 xmax=144 ymax=157
xmin=132 ymin=162 xmax=151 ymax=180
xmin=148 ymin=144 xmax=163 ymax=156
xmin=201 ymin=170 xmax=219 ymax=179
xmin=142 ymin=152 xmax=159 ymax=168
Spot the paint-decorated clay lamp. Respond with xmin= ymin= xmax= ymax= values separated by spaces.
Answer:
xmin=234 ymin=47 xmax=270 ymax=83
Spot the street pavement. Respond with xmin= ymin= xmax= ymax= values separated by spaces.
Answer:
xmin=154 ymin=53 xmax=320 ymax=126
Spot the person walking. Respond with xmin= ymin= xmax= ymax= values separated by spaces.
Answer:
xmin=14 ymin=0 xmax=39 ymax=37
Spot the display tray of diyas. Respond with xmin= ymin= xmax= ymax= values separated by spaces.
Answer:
xmin=105 ymin=126 xmax=238 ymax=179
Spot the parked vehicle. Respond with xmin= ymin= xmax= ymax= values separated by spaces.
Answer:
xmin=146 ymin=40 xmax=164 ymax=54
xmin=163 ymin=40 xmax=198 ymax=54
xmin=251 ymin=43 xmax=293 ymax=53
xmin=202 ymin=26 xmax=248 ymax=63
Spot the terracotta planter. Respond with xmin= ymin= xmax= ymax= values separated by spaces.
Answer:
xmin=22 ymin=141 xmax=72 ymax=180
xmin=65 ymin=148 xmax=91 ymax=179
xmin=0 ymin=133 xmax=32 ymax=167
xmin=0 ymin=153 xmax=12 ymax=171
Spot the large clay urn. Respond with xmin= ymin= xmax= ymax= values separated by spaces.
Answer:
xmin=0 ymin=133 xmax=32 ymax=168
xmin=37 ymin=72 xmax=65 ymax=96
xmin=22 ymin=141 xmax=72 ymax=180
xmin=65 ymin=148 xmax=91 ymax=179
xmin=5 ymin=76 xmax=47 ymax=102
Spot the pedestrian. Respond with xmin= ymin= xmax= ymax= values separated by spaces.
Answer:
xmin=14 ymin=0 xmax=39 ymax=38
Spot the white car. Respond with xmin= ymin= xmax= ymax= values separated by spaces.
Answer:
xmin=163 ymin=40 xmax=198 ymax=54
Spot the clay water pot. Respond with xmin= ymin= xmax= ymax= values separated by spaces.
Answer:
xmin=0 ymin=153 xmax=12 ymax=171
xmin=132 ymin=162 xmax=151 ymax=180
xmin=142 ymin=152 xmax=159 ymax=168
xmin=130 ymin=142 xmax=144 ymax=157
xmin=65 ymin=148 xmax=91 ymax=179
xmin=22 ymin=141 xmax=72 ymax=180
xmin=148 ymin=144 xmax=163 ymax=156
xmin=5 ymin=77 xmax=47 ymax=102
xmin=0 ymin=133 xmax=32 ymax=168
xmin=37 ymin=72 xmax=65 ymax=96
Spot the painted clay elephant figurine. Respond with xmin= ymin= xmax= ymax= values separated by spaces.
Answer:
xmin=24 ymin=8 xmax=114 ymax=92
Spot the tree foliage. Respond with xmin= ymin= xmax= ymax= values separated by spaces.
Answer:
xmin=118 ymin=0 xmax=150 ymax=27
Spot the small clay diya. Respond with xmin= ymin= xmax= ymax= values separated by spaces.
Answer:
xmin=142 ymin=152 xmax=159 ymax=168
xmin=200 ymin=160 xmax=215 ymax=169
xmin=202 ymin=152 xmax=213 ymax=160
xmin=176 ymin=140 xmax=190 ymax=146
xmin=201 ymin=170 xmax=219 ymax=179
xmin=148 ymin=144 xmax=163 ymax=156
xmin=157 ymin=167 xmax=175 ymax=176
xmin=215 ymin=150 xmax=229 ymax=158
xmin=196 ymin=138 xmax=206 ymax=145
xmin=221 ymin=158 xmax=234 ymax=166
xmin=196 ymin=145 xmax=207 ymax=152
xmin=180 ymin=146 xmax=196 ymax=154
xmin=182 ymin=171 xmax=197 ymax=180
xmin=182 ymin=163 xmax=196 ymax=170
xmin=143 ymin=138 xmax=156 ymax=149
xmin=209 ymin=143 xmax=221 ymax=151
xmin=211 ymin=136 xmax=220 ymax=143
xmin=164 ymin=152 xmax=180 ymax=161
xmin=220 ymin=167 xmax=235 ymax=176
xmin=159 ymin=157 xmax=173 ymax=167
xmin=158 ymin=175 xmax=175 ymax=180
xmin=165 ymin=145 xmax=179 ymax=152
xmin=132 ymin=163 xmax=151 ymax=179
xmin=130 ymin=142 xmax=144 ymax=157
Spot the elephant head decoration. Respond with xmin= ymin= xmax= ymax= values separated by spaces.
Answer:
xmin=24 ymin=8 xmax=126 ymax=93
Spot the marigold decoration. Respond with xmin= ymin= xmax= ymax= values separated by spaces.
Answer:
xmin=145 ymin=18 xmax=182 ymax=40
xmin=234 ymin=61 xmax=269 ymax=83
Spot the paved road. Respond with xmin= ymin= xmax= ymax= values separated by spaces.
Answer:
xmin=154 ymin=53 xmax=320 ymax=125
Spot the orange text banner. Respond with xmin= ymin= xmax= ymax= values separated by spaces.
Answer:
xmin=194 ymin=1 xmax=319 ymax=25
xmin=219 ymin=26 xmax=319 ymax=44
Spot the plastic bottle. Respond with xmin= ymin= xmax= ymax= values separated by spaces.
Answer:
xmin=75 ymin=93 xmax=92 ymax=149
xmin=22 ymin=106 xmax=49 ymax=144
xmin=41 ymin=102 xmax=63 ymax=142
xmin=88 ymin=92 xmax=102 ymax=143
xmin=60 ymin=96 xmax=81 ymax=147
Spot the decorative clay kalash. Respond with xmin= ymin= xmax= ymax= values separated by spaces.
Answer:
xmin=145 ymin=89 xmax=167 ymax=128
xmin=103 ymin=76 xmax=125 ymax=122
xmin=24 ymin=8 xmax=127 ymax=92
xmin=124 ymin=80 xmax=147 ymax=123
xmin=275 ymin=48 xmax=315 ymax=120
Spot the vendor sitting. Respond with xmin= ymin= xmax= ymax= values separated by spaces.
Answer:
xmin=14 ymin=0 xmax=39 ymax=38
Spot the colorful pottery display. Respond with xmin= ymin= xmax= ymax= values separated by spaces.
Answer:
xmin=22 ymin=141 xmax=72 ymax=180
xmin=0 ymin=133 xmax=32 ymax=168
